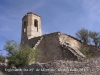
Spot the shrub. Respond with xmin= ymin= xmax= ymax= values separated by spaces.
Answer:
xmin=78 ymin=44 xmax=92 ymax=59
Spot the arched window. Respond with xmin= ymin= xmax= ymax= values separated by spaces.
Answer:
xmin=23 ymin=21 xmax=27 ymax=32
xmin=34 ymin=19 xmax=38 ymax=27
xmin=34 ymin=19 xmax=38 ymax=31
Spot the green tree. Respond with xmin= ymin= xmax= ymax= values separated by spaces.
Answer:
xmin=75 ymin=28 xmax=90 ymax=44
xmin=0 ymin=54 xmax=4 ymax=62
xmin=89 ymin=31 xmax=100 ymax=47
xmin=4 ymin=40 xmax=41 ymax=68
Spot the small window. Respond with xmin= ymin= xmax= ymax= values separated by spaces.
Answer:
xmin=23 ymin=21 xmax=27 ymax=32
xmin=34 ymin=19 xmax=38 ymax=27
xmin=24 ymin=21 xmax=26 ymax=26
xmin=34 ymin=19 xmax=38 ymax=31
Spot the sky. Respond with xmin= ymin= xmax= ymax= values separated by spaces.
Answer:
xmin=0 ymin=0 xmax=100 ymax=55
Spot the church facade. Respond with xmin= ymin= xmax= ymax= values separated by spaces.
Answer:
xmin=21 ymin=12 xmax=86 ymax=63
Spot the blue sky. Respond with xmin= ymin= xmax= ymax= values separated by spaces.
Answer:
xmin=0 ymin=0 xmax=100 ymax=55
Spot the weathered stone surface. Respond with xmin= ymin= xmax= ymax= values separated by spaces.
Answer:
xmin=21 ymin=12 xmax=42 ymax=44
xmin=1 ymin=60 xmax=100 ymax=75
xmin=27 ymin=32 xmax=85 ymax=62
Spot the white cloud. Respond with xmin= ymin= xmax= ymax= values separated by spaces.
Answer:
xmin=83 ymin=0 xmax=100 ymax=20
xmin=80 ymin=0 xmax=100 ymax=29
xmin=31 ymin=0 xmax=45 ymax=11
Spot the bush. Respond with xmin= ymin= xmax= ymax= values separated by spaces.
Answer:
xmin=4 ymin=40 xmax=41 ymax=68
xmin=0 ymin=55 xmax=4 ymax=62
xmin=78 ymin=44 xmax=92 ymax=59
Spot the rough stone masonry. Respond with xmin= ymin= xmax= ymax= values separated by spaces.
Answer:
xmin=1 ymin=60 xmax=100 ymax=75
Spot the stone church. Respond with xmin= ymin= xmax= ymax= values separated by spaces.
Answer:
xmin=21 ymin=12 xmax=86 ymax=63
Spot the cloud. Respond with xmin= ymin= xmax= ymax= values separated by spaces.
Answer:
xmin=31 ymin=0 xmax=45 ymax=11
xmin=64 ymin=0 xmax=100 ymax=28
xmin=83 ymin=0 xmax=100 ymax=22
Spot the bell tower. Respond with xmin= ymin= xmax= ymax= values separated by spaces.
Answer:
xmin=21 ymin=12 xmax=42 ymax=44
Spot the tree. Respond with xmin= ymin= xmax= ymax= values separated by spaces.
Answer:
xmin=4 ymin=40 xmax=41 ymax=68
xmin=89 ymin=31 xmax=100 ymax=47
xmin=75 ymin=28 xmax=90 ymax=44
xmin=0 ymin=54 xmax=4 ymax=62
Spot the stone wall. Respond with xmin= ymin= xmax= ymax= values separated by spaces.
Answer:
xmin=58 ymin=33 xmax=81 ymax=49
xmin=37 ymin=32 xmax=63 ymax=62
xmin=35 ymin=32 xmax=82 ymax=62
xmin=1 ymin=60 xmax=100 ymax=75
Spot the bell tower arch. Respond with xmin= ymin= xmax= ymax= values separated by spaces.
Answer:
xmin=21 ymin=12 xmax=42 ymax=44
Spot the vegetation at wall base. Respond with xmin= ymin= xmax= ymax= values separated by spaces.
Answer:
xmin=0 ymin=54 xmax=4 ymax=62
xmin=78 ymin=44 xmax=92 ymax=59
xmin=4 ymin=40 xmax=41 ymax=68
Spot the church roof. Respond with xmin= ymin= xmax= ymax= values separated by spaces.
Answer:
xmin=22 ymin=12 xmax=41 ymax=20
xmin=60 ymin=32 xmax=82 ymax=43
xmin=61 ymin=43 xmax=86 ymax=60
xmin=42 ymin=32 xmax=82 ymax=43
xmin=28 ymin=36 xmax=42 ymax=48
xmin=28 ymin=32 xmax=86 ymax=61
xmin=27 ymin=12 xmax=41 ymax=17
